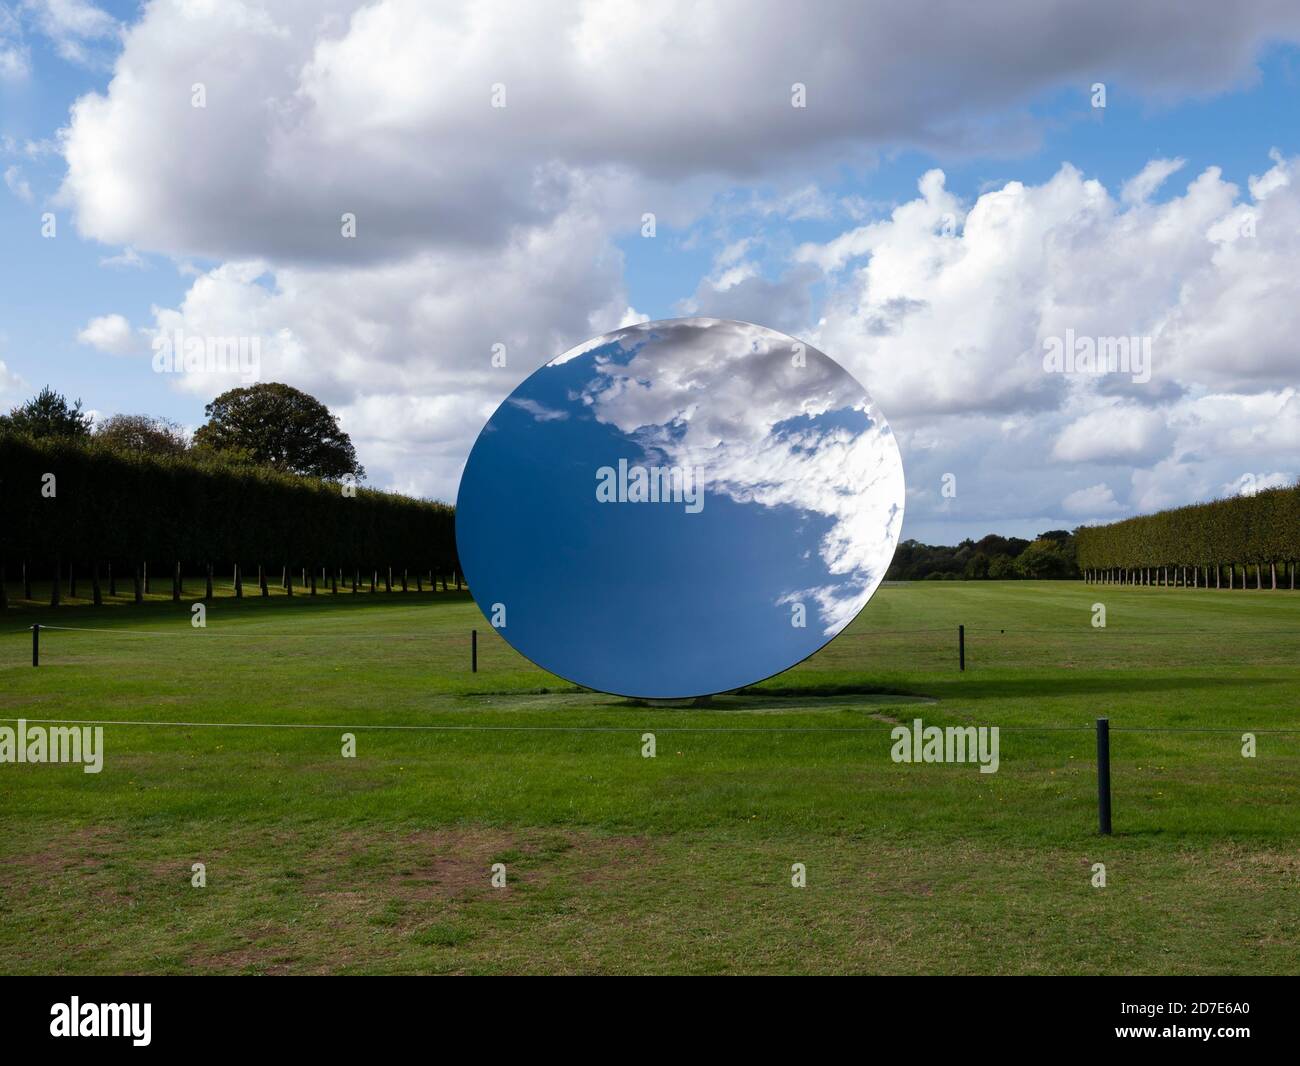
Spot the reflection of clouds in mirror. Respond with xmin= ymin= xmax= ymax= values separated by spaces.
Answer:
xmin=508 ymin=396 xmax=570 ymax=422
xmin=551 ymin=318 xmax=904 ymax=636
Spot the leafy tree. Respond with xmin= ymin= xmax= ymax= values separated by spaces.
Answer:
xmin=1014 ymin=538 xmax=1073 ymax=579
xmin=987 ymin=554 xmax=1018 ymax=579
xmin=0 ymin=386 xmax=93 ymax=440
xmin=1036 ymin=529 xmax=1072 ymax=546
xmin=192 ymin=383 xmax=365 ymax=480
xmin=887 ymin=534 xmax=1051 ymax=579
xmin=972 ymin=533 xmax=1031 ymax=559
xmin=95 ymin=414 xmax=189 ymax=457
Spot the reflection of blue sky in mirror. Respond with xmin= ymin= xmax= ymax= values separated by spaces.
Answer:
xmin=456 ymin=318 xmax=904 ymax=699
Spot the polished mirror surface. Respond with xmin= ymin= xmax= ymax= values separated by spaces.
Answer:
xmin=456 ymin=318 xmax=905 ymax=698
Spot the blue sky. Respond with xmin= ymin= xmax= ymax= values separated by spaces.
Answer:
xmin=2 ymin=1 xmax=1298 ymax=544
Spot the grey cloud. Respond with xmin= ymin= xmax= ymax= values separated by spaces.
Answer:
xmin=59 ymin=0 xmax=1300 ymax=265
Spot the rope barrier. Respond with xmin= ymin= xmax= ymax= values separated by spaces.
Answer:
xmin=11 ymin=623 xmax=1299 ymax=637
xmin=2 ymin=716 xmax=1296 ymax=735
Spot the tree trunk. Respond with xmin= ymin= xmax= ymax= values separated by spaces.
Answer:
xmin=417 ymin=571 xmax=423 ymax=592
xmin=205 ymin=562 xmax=214 ymax=601
xmin=108 ymin=562 xmax=115 ymax=597
xmin=144 ymin=560 xmax=151 ymax=595
xmin=281 ymin=566 xmax=287 ymax=590
xmin=310 ymin=566 xmax=317 ymax=596
xmin=385 ymin=567 xmax=392 ymax=593
xmin=1270 ymin=561 xmax=1277 ymax=590
xmin=260 ymin=564 xmax=269 ymax=597
xmin=332 ymin=567 xmax=339 ymax=594
xmin=173 ymin=560 xmax=182 ymax=602
xmin=352 ymin=567 xmax=359 ymax=593
xmin=440 ymin=569 xmax=447 ymax=592
xmin=286 ymin=566 xmax=294 ymax=597
xmin=402 ymin=568 xmax=408 ymax=592
xmin=234 ymin=563 xmax=243 ymax=598
xmin=133 ymin=563 xmax=143 ymax=604
xmin=370 ymin=569 xmax=377 ymax=593
xmin=92 ymin=561 xmax=102 ymax=606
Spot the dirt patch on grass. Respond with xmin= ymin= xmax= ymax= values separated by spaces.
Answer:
xmin=184 ymin=942 xmax=301 ymax=976
xmin=0 ymin=825 xmax=116 ymax=876
xmin=392 ymin=827 xmax=529 ymax=900
xmin=0 ymin=825 xmax=138 ymax=903
xmin=1177 ymin=845 xmax=1300 ymax=885
xmin=298 ymin=826 xmax=660 ymax=905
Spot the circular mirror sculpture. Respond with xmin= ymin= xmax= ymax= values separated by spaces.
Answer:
xmin=455 ymin=318 xmax=905 ymax=699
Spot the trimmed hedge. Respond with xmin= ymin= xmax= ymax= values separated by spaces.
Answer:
xmin=1075 ymin=485 xmax=1300 ymax=589
xmin=0 ymin=435 xmax=458 ymax=599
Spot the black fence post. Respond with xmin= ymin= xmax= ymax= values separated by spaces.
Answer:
xmin=958 ymin=624 xmax=965 ymax=672
xmin=32 ymin=623 xmax=39 ymax=667
xmin=471 ymin=629 xmax=478 ymax=673
xmin=1096 ymin=717 xmax=1112 ymax=835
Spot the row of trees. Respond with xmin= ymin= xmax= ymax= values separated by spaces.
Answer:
xmin=0 ymin=383 xmax=366 ymax=480
xmin=1075 ymin=486 xmax=1300 ymax=589
xmin=0 ymin=434 xmax=458 ymax=607
xmin=887 ymin=531 xmax=1080 ymax=580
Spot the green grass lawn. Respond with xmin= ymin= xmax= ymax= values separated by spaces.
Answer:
xmin=1 ymin=579 xmax=1297 ymax=974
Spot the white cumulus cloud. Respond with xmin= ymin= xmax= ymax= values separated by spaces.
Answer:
xmin=77 ymin=312 xmax=135 ymax=354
